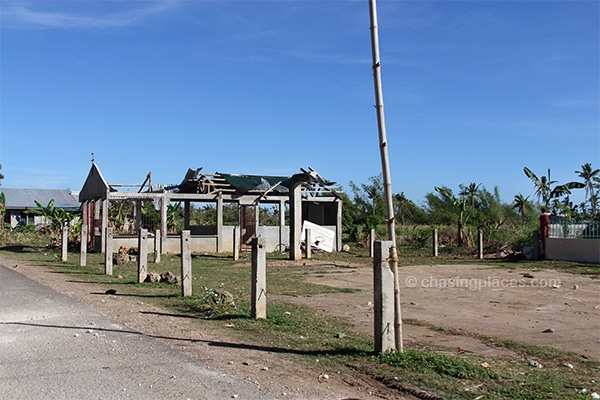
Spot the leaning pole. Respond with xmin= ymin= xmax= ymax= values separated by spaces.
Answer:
xmin=368 ymin=0 xmax=403 ymax=352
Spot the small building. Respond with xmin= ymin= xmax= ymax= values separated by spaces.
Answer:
xmin=1 ymin=188 xmax=80 ymax=228
xmin=78 ymin=163 xmax=343 ymax=257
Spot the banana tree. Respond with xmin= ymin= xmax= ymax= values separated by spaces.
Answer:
xmin=435 ymin=186 xmax=469 ymax=247
xmin=29 ymin=199 xmax=81 ymax=241
xmin=523 ymin=167 xmax=584 ymax=211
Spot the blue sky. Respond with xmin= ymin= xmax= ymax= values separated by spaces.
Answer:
xmin=1 ymin=0 xmax=598 ymax=207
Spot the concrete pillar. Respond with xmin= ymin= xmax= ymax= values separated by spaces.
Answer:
xmin=532 ymin=230 xmax=541 ymax=261
xmin=216 ymin=195 xmax=223 ymax=252
xmin=138 ymin=228 xmax=148 ymax=283
xmin=80 ymin=225 xmax=88 ymax=266
xmin=251 ymin=236 xmax=267 ymax=319
xmin=432 ymin=229 xmax=439 ymax=257
xmin=61 ymin=224 xmax=68 ymax=262
xmin=135 ymin=200 xmax=142 ymax=232
xmin=305 ymin=228 xmax=312 ymax=259
xmin=374 ymin=240 xmax=396 ymax=353
xmin=181 ymin=230 xmax=192 ymax=297
xmin=105 ymin=227 xmax=113 ymax=275
xmin=101 ymin=198 xmax=109 ymax=254
xmin=160 ymin=197 xmax=167 ymax=244
xmin=279 ymin=199 xmax=286 ymax=252
xmin=154 ymin=229 xmax=161 ymax=264
xmin=184 ymin=201 xmax=191 ymax=230
xmin=233 ymin=226 xmax=240 ymax=261
xmin=289 ymin=184 xmax=303 ymax=260
xmin=478 ymin=229 xmax=484 ymax=259
xmin=336 ymin=198 xmax=343 ymax=252
xmin=370 ymin=229 xmax=375 ymax=258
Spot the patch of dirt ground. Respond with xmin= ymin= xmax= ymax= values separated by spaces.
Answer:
xmin=3 ymin=254 xmax=599 ymax=400
xmin=279 ymin=261 xmax=599 ymax=360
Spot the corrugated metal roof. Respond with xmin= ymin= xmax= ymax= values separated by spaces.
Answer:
xmin=219 ymin=173 xmax=290 ymax=192
xmin=1 ymin=188 xmax=81 ymax=211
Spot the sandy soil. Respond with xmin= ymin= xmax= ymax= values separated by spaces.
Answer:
xmin=2 ymin=253 xmax=599 ymax=400
xmin=279 ymin=261 xmax=600 ymax=360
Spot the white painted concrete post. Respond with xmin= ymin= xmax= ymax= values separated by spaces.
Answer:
xmin=370 ymin=229 xmax=375 ymax=258
xmin=478 ymin=229 xmax=484 ymax=259
xmin=432 ymin=229 xmax=439 ymax=257
xmin=105 ymin=227 xmax=113 ymax=275
xmin=233 ymin=226 xmax=240 ymax=261
xmin=154 ymin=229 xmax=161 ymax=264
xmin=181 ymin=230 xmax=192 ymax=297
xmin=251 ymin=236 xmax=267 ymax=319
xmin=80 ymin=225 xmax=88 ymax=266
xmin=374 ymin=240 xmax=395 ymax=353
xmin=289 ymin=184 xmax=303 ymax=261
xmin=305 ymin=228 xmax=311 ymax=259
xmin=138 ymin=228 xmax=148 ymax=283
xmin=61 ymin=223 xmax=68 ymax=262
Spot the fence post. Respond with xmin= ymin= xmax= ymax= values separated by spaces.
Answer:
xmin=105 ymin=227 xmax=113 ymax=275
xmin=80 ymin=224 xmax=87 ymax=267
xmin=432 ymin=229 xmax=438 ymax=257
xmin=305 ymin=228 xmax=312 ymax=259
xmin=374 ymin=240 xmax=395 ymax=353
xmin=532 ymin=230 xmax=541 ymax=261
xmin=154 ymin=229 xmax=161 ymax=264
xmin=370 ymin=229 xmax=375 ymax=258
xmin=233 ymin=226 xmax=240 ymax=261
xmin=181 ymin=230 xmax=192 ymax=297
xmin=251 ymin=236 xmax=267 ymax=319
xmin=61 ymin=223 xmax=68 ymax=262
xmin=478 ymin=229 xmax=484 ymax=259
xmin=138 ymin=228 xmax=148 ymax=283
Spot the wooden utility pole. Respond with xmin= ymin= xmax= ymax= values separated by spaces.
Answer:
xmin=369 ymin=0 xmax=403 ymax=352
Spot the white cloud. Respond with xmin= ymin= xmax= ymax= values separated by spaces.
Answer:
xmin=2 ymin=1 xmax=178 ymax=30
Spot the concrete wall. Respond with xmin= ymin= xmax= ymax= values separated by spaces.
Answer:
xmin=104 ymin=224 xmax=335 ymax=255
xmin=546 ymin=238 xmax=600 ymax=264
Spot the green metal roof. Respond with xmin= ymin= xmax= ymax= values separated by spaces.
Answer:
xmin=218 ymin=173 xmax=290 ymax=192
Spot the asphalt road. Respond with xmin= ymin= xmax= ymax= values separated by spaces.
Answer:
xmin=0 ymin=264 xmax=274 ymax=400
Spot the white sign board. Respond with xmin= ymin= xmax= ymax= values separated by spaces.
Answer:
xmin=301 ymin=220 xmax=335 ymax=252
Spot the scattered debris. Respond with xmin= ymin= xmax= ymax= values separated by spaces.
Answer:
xmin=318 ymin=374 xmax=329 ymax=383
xmin=522 ymin=273 xmax=535 ymax=279
xmin=105 ymin=289 xmax=117 ymax=295
xmin=480 ymin=362 xmax=491 ymax=369
xmin=528 ymin=360 xmax=543 ymax=368
xmin=145 ymin=272 xmax=161 ymax=283
xmin=561 ymin=362 xmax=574 ymax=369
xmin=160 ymin=271 xmax=180 ymax=285
xmin=543 ymin=328 xmax=555 ymax=333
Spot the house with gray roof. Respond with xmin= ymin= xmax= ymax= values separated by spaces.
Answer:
xmin=1 ymin=188 xmax=80 ymax=228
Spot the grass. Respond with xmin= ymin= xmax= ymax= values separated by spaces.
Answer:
xmin=1 ymin=233 xmax=598 ymax=400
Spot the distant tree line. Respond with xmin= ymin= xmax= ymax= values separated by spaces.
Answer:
xmin=340 ymin=163 xmax=599 ymax=251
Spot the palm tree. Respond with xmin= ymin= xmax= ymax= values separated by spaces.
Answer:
xmin=512 ymin=193 xmax=530 ymax=226
xmin=575 ymin=163 xmax=600 ymax=216
xmin=459 ymin=182 xmax=481 ymax=218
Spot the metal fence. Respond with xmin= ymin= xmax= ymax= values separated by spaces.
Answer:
xmin=548 ymin=219 xmax=600 ymax=239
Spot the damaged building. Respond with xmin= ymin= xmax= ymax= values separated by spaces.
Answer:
xmin=78 ymin=163 xmax=343 ymax=258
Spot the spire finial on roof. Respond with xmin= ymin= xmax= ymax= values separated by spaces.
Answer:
xmin=91 ymin=152 xmax=95 ymax=163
